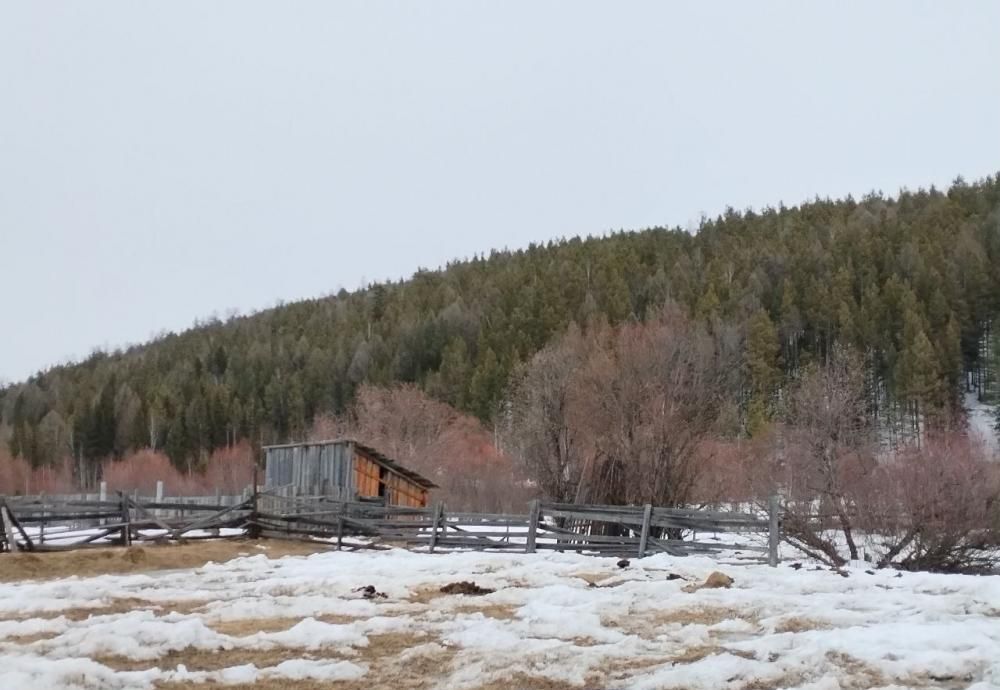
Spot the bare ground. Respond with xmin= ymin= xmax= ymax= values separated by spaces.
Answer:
xmin=0 ymin=538 xmax=331 ymax=583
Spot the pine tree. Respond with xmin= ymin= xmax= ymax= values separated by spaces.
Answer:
xmin=744 ymin=309 xmax=781 ymax=435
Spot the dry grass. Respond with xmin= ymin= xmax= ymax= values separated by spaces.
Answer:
xmin=151 ymin=632 xmax=453 ymax=690
xmin=605 ymin=605 xmax=756 ymax=638
xmin=102 ymin=645 xmax=344 ymax=673
xmin=599 ymin=653 xmax=674 ymax=679
xmin=106 ymin=632 xmax=434 ymax=673
xmin=207 ymin=613 xmax=359 ymax=636
xmin=772 ymin=616 xmax=831 ymax=634
xmin=0 ymin=539 xmax=331 ymax=583
xmin=0 ymin=597 xmax=206 ymax=623
xmin=408 ymin=586 xmax=517 ymax=620
xmin=5 ymin=631 xmax=61 ymax=644
xmin=469 ymin=676 xmax=583 ymax=690
xmin=452 ymin=602 xmax=518 ymax=620
xmin=158 ymin=681 xmax=334 ymax=690
xmin=668 ymin=643 xmax=722 ymax=664
xmin=825 ymin=651 xmax=890 ymax=688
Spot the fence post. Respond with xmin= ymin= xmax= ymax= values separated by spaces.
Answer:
xmin=247 ymin=466 xmax=261 ymax=539
xmin=767 ymin=494 xmax=780 ymax=567
xmin=99 ymin=481 xmax=107 ymax=503
xmin=428 ymin=502 xmax=444 ymax=553
xmin=336 ymin=502 xmax=345 ymax=551
xmin=1 ymin=503 xmax=20 ymax=553
xmin=525 ymin=499 xmax=541 ymax=554
xmin=120 ymin=491 xmax=132 ymax=547
xmin=638 ymin=504 xmax=653 ymax=558
xmin=38 ymin=493 xmax=45 ymax=547
xmin=154 ymin=481 xmax=164 ymax=525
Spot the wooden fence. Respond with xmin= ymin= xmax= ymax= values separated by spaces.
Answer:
xmin=0 ymin=489 xmax=782 ymax=566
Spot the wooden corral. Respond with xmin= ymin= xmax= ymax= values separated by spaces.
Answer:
xmin=263 ymin=439 xmax=437 ymax=507
xmin=1 ymin=491 xmax=782 ymax=565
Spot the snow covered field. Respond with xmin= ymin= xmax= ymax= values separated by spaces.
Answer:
xmin=2 ymin=544 xmax=999 ymax=690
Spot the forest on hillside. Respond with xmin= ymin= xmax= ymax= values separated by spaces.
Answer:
xmin=2 ymin=175 xmax=1000 ymax=488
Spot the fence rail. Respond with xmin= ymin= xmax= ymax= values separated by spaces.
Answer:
xmin=0 ymin=490 xmax=782 ymax=565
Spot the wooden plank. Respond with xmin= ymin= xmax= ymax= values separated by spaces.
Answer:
xmin=428 ymin=502 xmax=443 ymax=553
xmin=172 ymin=500 xmax=252 ymax=538
xmin=120 ymin=493 xmax=132 ymax=547
xmin=3 ymin=505 xmax=35 ymax=551
xmin=12 ymin=511 xmax=122 ymax=523
xmin=440 ymin=512 xmax=530 ymax=522
xmin=638 ymin=504 xmax=653 ymax=558
xmin=1 ymin=504 xmax=20 ymax=553
xmin=129 ymin=498 xmax=175 ymax=534
xmin=525 ymin=499 xmax=541 ymax=554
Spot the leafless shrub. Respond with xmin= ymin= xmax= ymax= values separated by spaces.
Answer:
xmin=747 ymin=347 xmax=1000 ymax=572
xmin=855 ymin=437 xmax=1000 ymax=573
xmin=500 ymin=306 xmax=739 ymax=509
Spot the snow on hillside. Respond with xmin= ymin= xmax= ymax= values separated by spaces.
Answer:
xmin=966 ymin=392 xmax=999 ymax=456
xmin=2 ymin=547 xmax=999 ymax=690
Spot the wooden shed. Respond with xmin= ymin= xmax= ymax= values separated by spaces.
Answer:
xmin=262 ymin=439 xmax=437 ymax=507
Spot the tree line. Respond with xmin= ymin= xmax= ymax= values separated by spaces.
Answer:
xmin=1 ymin=175 xmax=999 ymax=482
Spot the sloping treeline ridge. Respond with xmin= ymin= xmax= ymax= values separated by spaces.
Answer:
xmin=2 ymin=176 xmax=1000 ymax=477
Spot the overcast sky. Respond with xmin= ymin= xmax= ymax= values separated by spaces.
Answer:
xmin=1 ymin=1 xmax=998 ymax=383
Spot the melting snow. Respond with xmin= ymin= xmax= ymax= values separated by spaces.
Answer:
xmin=0 ymin=547 xmax=998 ymax=689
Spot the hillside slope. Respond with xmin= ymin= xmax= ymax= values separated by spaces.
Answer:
xmin=2 ymin=175 xmax=999 ymax=472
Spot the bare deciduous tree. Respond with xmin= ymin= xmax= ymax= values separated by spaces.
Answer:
xmin=501 ymin=307 xmax=739 ymax=510
xmin=763 ymin=347 xmax=876 ymax=565
xmin=498 ymin=324 xmax=596 ymax=503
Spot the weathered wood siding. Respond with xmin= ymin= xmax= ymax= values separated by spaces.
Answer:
xmin=264 ymin=440 xmax=431 ymax=507
xmin=352 ymin=447 xmax=429 ymax=507
xmin=264 ymin=442 xmax=355 ymax=498
xmin=353 ymin=451 xmax=383 ymax=498
xmin=383 ymin=466 xmax=428 ymax=507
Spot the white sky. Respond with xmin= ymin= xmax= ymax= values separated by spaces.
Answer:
xmin=1 ymin=1 xmax=999 ymax=383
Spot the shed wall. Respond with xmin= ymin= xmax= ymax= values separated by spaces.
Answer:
xmin=264 ymin=442 xmax=355 ymax=499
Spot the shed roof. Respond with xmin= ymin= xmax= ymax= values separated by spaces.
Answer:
xmin=262 ymin=438 xmax=439 ymax=490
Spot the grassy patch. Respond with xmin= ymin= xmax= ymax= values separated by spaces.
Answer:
xmin=0 ymin=539 xmax=332 ymax=583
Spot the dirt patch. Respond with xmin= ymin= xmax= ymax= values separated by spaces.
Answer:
xmin=440 ymin=581 xmax=495 ymax=596
xmin=408 ymin=587 xmax=445 ymax=604
xmin=407 ymin=586 xmax=515 ymax=620
xmin=409 ymin=584 xmax=499 ymax=604
xmin=0 ymin=539 xmax=331 ymax=583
